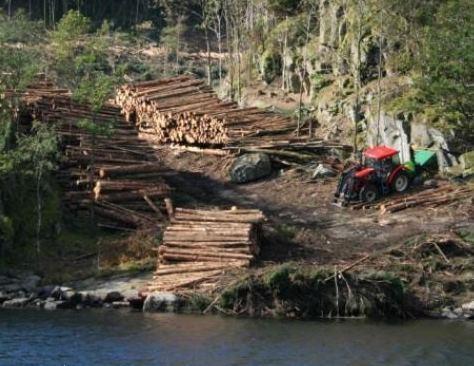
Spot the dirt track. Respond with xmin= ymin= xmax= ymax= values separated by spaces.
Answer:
xmin=158 ymin=148 xmax=473 ymax=266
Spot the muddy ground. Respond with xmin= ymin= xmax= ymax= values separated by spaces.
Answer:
xmin=157 ymin=147 xmax=473 ymax=266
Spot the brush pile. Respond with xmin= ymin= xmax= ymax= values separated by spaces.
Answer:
xmin=6 ymin=83 xmax=171 ymax=231
xmin=115 ymin=75 xmax=294 ymax=147
xmin=147 ymin=207 xmax=265 ymax=293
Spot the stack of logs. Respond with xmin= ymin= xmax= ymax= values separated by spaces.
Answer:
xmin=115 ymin=75 xmax=295 ymax=147
xmin=351 ymin=184 xmax=473 ymax=214
xmin=147 ymin=207 xmax=265 ymax=293
xmin=7 ymin=85 xmax=171 ymax=231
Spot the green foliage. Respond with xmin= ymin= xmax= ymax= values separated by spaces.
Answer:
xmin=0 ymin=122 xmax=60 ymax=254
xmin=267 ymin=0 xmax=302 ymax=16
xmin=52 ymin=10 xmax=91 ymax=46
xmin=0 ymin=10 xmax=44 ymax=44
xmin=415 ymin=0 xmax=473 ymax=129
xmin=52 ymin=11 xmax=114 ymax=90
xmin=260 ymin=50 xmax=282 ymax=84
xmin=0 ymin=46 xmax=41 ymax=91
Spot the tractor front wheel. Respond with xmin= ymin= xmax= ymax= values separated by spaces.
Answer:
xmin=392 ymin=171 xmax=410 ymax=193
xmin=359 ymin=184 xmax=379 ymax=203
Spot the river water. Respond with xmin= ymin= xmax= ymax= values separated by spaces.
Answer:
xmin=0 ymin=310 xmax=473 ymax=366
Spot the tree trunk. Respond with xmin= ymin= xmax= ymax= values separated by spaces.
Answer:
xmin=297 ymin=9 xmax=313 ymax=136
xmin=35 ymin=167 xmax=43 ymax=270
xmin=376 ymin=8 xmax=384 ymax=145
xmin=217 ymin=14 xmax=223 ymax=85
xmin=205 ymin=27 xmax=212 ymax=86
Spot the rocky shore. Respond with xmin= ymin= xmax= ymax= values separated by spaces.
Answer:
xmin=1 ymin=269 xmax=473 ymax=321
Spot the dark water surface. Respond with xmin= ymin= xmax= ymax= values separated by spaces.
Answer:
xmin=0 ymin=309 xmax=473 ymax=366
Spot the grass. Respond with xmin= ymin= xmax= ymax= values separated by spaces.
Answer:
xmin=217 ymin=264 xmax=408 ymax=319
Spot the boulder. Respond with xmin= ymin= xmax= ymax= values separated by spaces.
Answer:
xmin=2 ymin=283 xmax=22 ymax=293
xmin=128 ymin=296 xmax=145 ymax=310
xmin=21 ymin=275 xmax=41 ymax=292
xmin=35 ymin=285 xmax=56 ymax=300
xmin=79 ymin=291 xmax=103 ymax=307
xmin=44 ymin=300 xmax=71 ymax=311
xmin=143 ymin=292 xmax=178 ymax=312
xmin=104 ymin=291 xmax=124 ymax=303
xmin=112 ymin=301 xmax=130 ymax=309
xmin=461 ymin=301 xmax=474 ymax=318
xmin=0 ymin=291 xmax=11 ymax=303
xmin=2 ymin=297 xmax=30 ymax=308
xmin=312 ymin=164 xmax=338 ymax=179
xmin=230 ymin=153 xmax=272 ymax=184
xmin=50 ymin=286 xmax=73 ymax=300
xmin=0 ymin=275 xmax=13 ymax=286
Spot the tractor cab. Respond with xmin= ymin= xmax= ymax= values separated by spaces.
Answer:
xmin=334 ymin=145 xmax=412 ymax=206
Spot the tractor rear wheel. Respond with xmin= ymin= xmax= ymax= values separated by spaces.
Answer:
xmin=392 ymin=171 xmax=410 ymax=193
xmin=359 ymin=184 xmax=379 ymax=203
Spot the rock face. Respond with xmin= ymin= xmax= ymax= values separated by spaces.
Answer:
xmin=460 ymin=151 xmax=474 ymax=177
xmin=143 ymin=292 xmax=178 ymax=312
xmin=230 ymin=153 xmax=272 ymax=184
xmin=366 ymin=112 xmax=411 ymax=163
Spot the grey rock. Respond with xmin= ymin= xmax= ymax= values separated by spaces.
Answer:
xmin=104 ymin=291 xmax=124 ymax=303
xmin=0 ymin=291 xmax=11 ymax=303
xmin=44 ymin=300 xmax=70 ymax=311
xmin=423 ymin=179 xmax=439 ymax=188
xmin=0 ymin=275 xmax=13 ymax=286
xmin=35 ymin=285 xmax=55 ymax=300
xmin=143 ymin=292 xmax=178 ymax=312
xmin=366 ymin=113 xmax=411 ymax=163
xmin=461 ymin=301 xmax=474 ymax=318
xmin=441 ymin=307 xmax=459 ymax=319
xmin=112 ymin=301 xmax=130 ymax=309
xmin=441 ymin=304 xmax=474 ymax=320
xmin=312 ymin=164 xmax=337 ymax=179
xmin=62 ymin=291 xmax=83 ymax=305
xmin=2 ymin=297 xmax=30 ymax=308
xmin=230 ymin=153 xmax=272 ymax=184
xmin=21 ymin=275 xmax=41 ymax=292
xmin=2 ymin=283 xmax=22 ymax=293
xmin=79 ymin=291 xmax=103 ymax=307
xmin=128 ymin=296 xmax=145 ymax=310
xmin=50 ymin=286 xmax=73 ymax=300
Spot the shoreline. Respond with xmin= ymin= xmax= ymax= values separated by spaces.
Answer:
xmin=1 ymin=266 xmax=473 ymax=321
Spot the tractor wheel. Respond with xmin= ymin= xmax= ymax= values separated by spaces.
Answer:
xmin=392 ymin=171 xmax=410 ymax=193
xmin=359 ymin=184 xmax=379 ymax=203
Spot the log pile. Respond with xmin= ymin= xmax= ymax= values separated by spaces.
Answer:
xmin=351 ymin=184 xmax=473 ymax=214
xmin=147 ymin=207 xmax=265 ymax=293
xmin=115 ymin=75 xmax=295 ymax=147
xmin=7 ymin=85 xmax=171 ymax=231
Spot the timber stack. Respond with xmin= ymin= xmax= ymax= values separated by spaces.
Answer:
xmin=147 ymin=207 xmax=265 ymax=293
xmin=6 ymin=85 xmax=171 ymax=231
xmin=351 ymin=184 xmax=473 ymax=214
xmin=115 ymin=75 xmax=295 ymax=147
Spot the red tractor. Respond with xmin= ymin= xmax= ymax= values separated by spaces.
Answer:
xmin=334 ymin=145 xmax=413 ymax=206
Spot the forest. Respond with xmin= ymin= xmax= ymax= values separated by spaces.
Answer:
xmin=0 ymin=0 xmax=472 ymax=269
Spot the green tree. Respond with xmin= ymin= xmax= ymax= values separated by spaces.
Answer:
xmin=416 ymin=0 xmax=473 ymax=142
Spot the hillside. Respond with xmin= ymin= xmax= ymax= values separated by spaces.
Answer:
xmin=0 ymin=1 xmax=473 ymax=319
